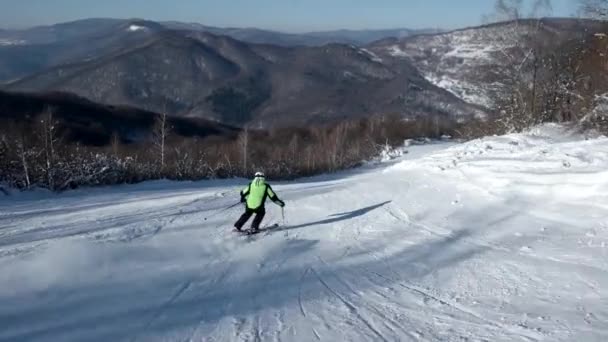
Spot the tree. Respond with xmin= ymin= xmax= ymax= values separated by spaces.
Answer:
xmin=153 ymin=111 xmax=171 ymax=174
xmin=16 ymin=128 xmax=32 ymax=189
xmin=111 ymin=132 xmax=121 ymax=157
xmin=40 ymin=106 xmax=59 ymax=190
xmin=238 ymin=127 xmax=249 ymax=174
xmin=579 ymin=0 xmax=608 ymax=18
xmin=495 ymin=0 xmax=525 ymax=21
xmin=483 ymin=0 xmax=555 ymax=132
xmin=484 ymin=0 xmax=552 ymax=23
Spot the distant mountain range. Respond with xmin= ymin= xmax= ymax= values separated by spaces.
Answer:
xmin=0 ymin=17 xmax=604 ymax=134
xmin=0 ymin=19 xmax=440 ymax=83
xmin=1 ymin=19 xmax=481 ymax=128
xmin=162 ymin=22 xmax=441 ymax=46
xmin=367 ymin=18 xmax=606 ymax=110
xmin=0 ymin=18 xmax=439 ymax=47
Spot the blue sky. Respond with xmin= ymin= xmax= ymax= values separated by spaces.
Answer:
xmin=2 ymin=0 xmax=577 ymax=32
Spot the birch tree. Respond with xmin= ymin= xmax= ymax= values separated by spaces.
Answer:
xmin=40 ymin=106 xmax=59 ymax=190
xmin=153 ymin=111 xmax=170 ymax=173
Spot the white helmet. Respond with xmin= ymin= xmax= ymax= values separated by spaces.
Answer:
xmin=254 ymin=171 xmax=265 ymax=178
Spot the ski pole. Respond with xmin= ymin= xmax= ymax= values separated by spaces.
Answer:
xmin=203 ymin=202 xmax=241 ymax=221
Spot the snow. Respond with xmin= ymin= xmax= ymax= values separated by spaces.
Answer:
xmin=380 ymin=25 xmax=532 ymax=108
xmin=127 ymin=25 xmax=148 ymax=32
xmin=441 ymin=30 xmax=504 ymax=60
xmin=386 ymin=37 xmax=498 ymax=107
xmin=583 ymin=92 xmax=608 ymax=124
xmin=358 ymin=48 xmax=383 ymax=63
xmin=0 ymin=38 xmax=27 ymax=46
xmin=387 ymin=44 xmax=409 ymax=57
xmin=2 ymin=124 xmax=608 ymax=341
xmin=425 ymin=74 xmax=495 ymax=108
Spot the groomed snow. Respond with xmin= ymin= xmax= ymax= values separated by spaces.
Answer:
xmin=1 ymin=124 xmax=607 ymax=341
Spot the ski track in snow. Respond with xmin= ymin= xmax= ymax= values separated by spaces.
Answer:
xmin=1 ymin=124 xmax=608 ymax=341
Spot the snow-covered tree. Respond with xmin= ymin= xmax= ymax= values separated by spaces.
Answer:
xmin=482 ymin=0 xmax=560 ymax=132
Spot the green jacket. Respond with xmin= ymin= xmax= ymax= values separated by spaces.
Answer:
xmin=241 ymin=177 xmax=284 ymax=210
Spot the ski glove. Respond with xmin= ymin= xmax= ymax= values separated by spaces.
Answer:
xmin=277 ymin=200 xmax=285 ymax=207
xmin=240 ymin=195 xmax=246 ymax=203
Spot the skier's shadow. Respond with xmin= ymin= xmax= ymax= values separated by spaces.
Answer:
xmin=268 ymin=200 xmax=391 ymax=233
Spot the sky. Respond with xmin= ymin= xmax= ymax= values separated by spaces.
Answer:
xmin=1 ymin=0 xmax=578 ymax=32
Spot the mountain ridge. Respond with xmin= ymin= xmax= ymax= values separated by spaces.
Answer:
xmin=1 ymin=18 xmax=439 ymax=47
xmin=0 ymin=89 xmax=240 ymax=146
xmin=4 ymin=27 xmax=484 ymax=128
xmin=3 ymin=17 xmax=601 ymax=131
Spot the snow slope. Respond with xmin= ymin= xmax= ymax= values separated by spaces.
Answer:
xmin=1 ymin=124 xmax=608 ymax=341
xmin=378 ymin=28 xmax=504 ymax=108
xmin=373 ymin=23 xmax=538 ymax=109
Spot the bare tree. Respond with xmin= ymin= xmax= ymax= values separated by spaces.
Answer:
xmin=579 ymin=0 xmax=608 ymax=18
xmin=16 ymin=130 xmax=31 ymax=189
xmin=483 ymin=0 xmax=555 ymax=132
xmin=238 ymin=127 xmax=249 ymax=174
xmin=40 ymin=106 xmax=59 ymax=190
xmin=330 ymin=122 xmax=348 ymax=170
xmin=153 ymin=111 xmax=171 ymax=173
xmin=111 ymin=132 xmax=120 ymax=157
xmin=484 ymin=0 xmax=552 ymax=22
xmin=288 ymin=134 xmax=299 ymax=165
xmin=531 ymin=0 xmax=553 ymax=17
xmin=495 ymin=0 xmax=525 ymax=21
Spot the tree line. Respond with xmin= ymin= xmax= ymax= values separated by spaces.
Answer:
xmin=0 ymin=109 xmax=462 ymax=192
xmin=3 ymin=0 xmax=608 ymax=192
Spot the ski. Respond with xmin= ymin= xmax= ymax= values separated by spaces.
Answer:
xmin=240 ymin=223 xmax=279 ymax=236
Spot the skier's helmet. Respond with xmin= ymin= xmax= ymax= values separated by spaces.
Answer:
xmin=254 ymin=171 xmax=265 ymax=178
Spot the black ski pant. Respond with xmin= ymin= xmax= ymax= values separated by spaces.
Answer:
xmin=234 ymin=207 xmax=265 ymax=230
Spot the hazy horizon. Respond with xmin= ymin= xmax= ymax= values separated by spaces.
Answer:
xmin=1 ymin=0 xmax=577 ymax=32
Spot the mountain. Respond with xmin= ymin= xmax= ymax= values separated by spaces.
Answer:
xmin=1 ymin=19 xmax=439 ymax=47
xmin=0 ymin=18 xmax=130 ymax=45
xmin=0 ymin=19 xmax=164 ymax=83
xmin=0 ymin=90 xmax=239 ymax=146
xmin=4 ymin=29 xmax=485 ymax=128
xmin=0 ymin=18 xmax=438 ymax=83
xmin=302 ymin=28 xmax=443 ymax=45
xmin=162 ymin=22 xmax=441 ymax=46
xmin=10 ymin=18 xmax=601 ymax=129
xmin=368 ymin=18 xmax=606 ymax=108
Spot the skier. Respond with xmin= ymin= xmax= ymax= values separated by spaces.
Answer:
xmin=234 ymin=171 xmax=285 ymax=233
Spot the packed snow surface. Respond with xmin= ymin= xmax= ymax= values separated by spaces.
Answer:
xmin=1 ymin=124 xmax=607 ymax=341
